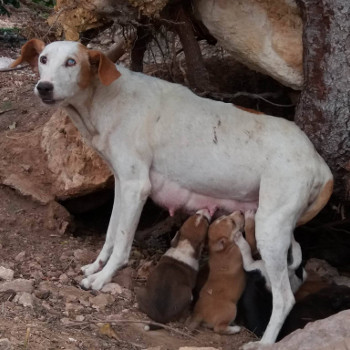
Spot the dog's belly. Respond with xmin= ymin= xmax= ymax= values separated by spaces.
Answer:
xmin=150 ymin=171 xmax=258 ymax=216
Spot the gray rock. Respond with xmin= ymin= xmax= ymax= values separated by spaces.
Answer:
xmin=252 ymin=310 xmax=350 ymax=350
xmin=14 ymin=251 xmax=26 ymax=262
xmin=0 ymin=267 xmax=14 ymax=281
xmin=0 ymin=338 xmax=11 ymax=350
xmin=14 ymin=292 xmax=33 ymax=308
xmin=0 ymin=279 xmax=34 ymax=293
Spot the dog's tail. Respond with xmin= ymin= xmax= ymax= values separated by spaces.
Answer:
xmin=297 ymin=179 xmax=333 ymax=226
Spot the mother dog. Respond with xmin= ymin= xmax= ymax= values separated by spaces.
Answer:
xmin=12 ymin=39 xmax=333 ymax=346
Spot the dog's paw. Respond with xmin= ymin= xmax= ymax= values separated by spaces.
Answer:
xmin=81 ymin=263 xmax=98 ymax=277
xmin=81 ymin=271 xmax=111 ymax=291
xmin=244 ymin=210 xmax=256 ymax=220
xmin=240 ymin=341 xmax=267 ymax=350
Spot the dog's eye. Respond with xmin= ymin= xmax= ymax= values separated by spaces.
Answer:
xmin=65 ymin=58 xmax=76 ymax=67
xmin=40 ymin=56 xmax=47 ymax=64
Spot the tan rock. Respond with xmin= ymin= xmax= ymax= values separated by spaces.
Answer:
xmin=0 ymin=279 xmax=34 ymax=293
xmin=0 ymin=267 xmax=14 ymax=281
xmin=195 ymin=0 xmax=303 ymax=89
xmin=41 ymin=109 xmax=113 ymax=199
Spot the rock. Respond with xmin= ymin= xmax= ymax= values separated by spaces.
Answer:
xmin=75 ymin=315 xmax=85 ymax=321
xmin=14 ymin=292 xmax=34 ymax=308
xmin=194 ymin=0 xmax=303 ymax=89
xmin=15 ymin=251 xmax=26 ymax=262
xmin=0 ymin=338 xmax=11 ymax=350
xmin=59 ymin=273 xmax=69 ymax=284
xmin=0 ymin=279 xmax=34 ymax=293
xmin=89 ymin=293 xmax=114 ymax=310
xmin=258 ymin=310 xmax=350 ymax=350
xmin=41 ymin=109 xmax=113 ymax=199
xmin=101 ymin=283 xmax=123 ymax=295
xmin=45 ymin=201 xmax=73 ymax=234
xmin=34 ymin=289 xmax=51 ymax=300
xmin=73 ymin=249 xmax=96 ymax=265
xmin=0 ymin=267 xmax=14 ymax=281
xmin=305 ymin=258 xmax=339 ymax=281
xmin=3 ymin=173 xmax=53 ymax=205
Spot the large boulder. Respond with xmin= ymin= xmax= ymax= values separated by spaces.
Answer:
xmin=41 ymin=109 xmax=113 ymax=200
xmin=194 ymin=0 xmax=303 ymax=89
xmin=256 ymin=310 xmax=350 ymax=350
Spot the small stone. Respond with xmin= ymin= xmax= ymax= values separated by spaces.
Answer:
xmin=15 ymin=292 xmax=33 ymax=308
xmin=101 ymin=283 xmax=122 ymax=295
xmin=60 ymin=317 xmax=71 ymax=325
xmin=0 ymin=279 xmax=34 ymax=293
xmin=34 ymin=289 xmax=51 ymax=300
xmin=15 ymin=251 xmax=26 ymax=262
xmin=59 ymin=273 xmax=69 ymax=284
xmin=89 ymin=293 xmax=114 ymax=310
xmin=0 ymin=267 xmax=14 ymax=281
xmin=0 ymin=338 xmax=11 ymax=350
xmin=75 ymin=315 xmax=85 ymax=322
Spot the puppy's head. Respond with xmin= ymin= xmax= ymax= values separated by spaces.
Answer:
xmin=11 ymin=39 xmax=121 ymax=105
xmin=208 ymin=211 xmax=244 ymax=252
xmin=170 ymin=209 xmax=210 ymax=259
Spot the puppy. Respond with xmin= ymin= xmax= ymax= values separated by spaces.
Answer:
xmin=136 ymin=209 xmax=210 ymax=323
xmin=189 ymin=211 xmax=245 ymax=334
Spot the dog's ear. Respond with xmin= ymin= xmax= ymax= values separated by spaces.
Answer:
xmin=211 ymin=237 xmax=227 ymax=252
xmin=170 ymin=231 xmax=181 ymax=248
xmin=11 ymin=39 xmax=45 ymax=71
xmin=88 ymin=50 xmax=121 ymax=86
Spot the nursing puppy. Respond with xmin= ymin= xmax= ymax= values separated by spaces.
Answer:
xmin=136 ymin=209 xmax=210 ymax=324
xmin=189 ymin=211 xmax=245 ymax=334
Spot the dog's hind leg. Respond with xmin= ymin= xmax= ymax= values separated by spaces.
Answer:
xmin=81 ymin=180 xmax=121 ymax=277
xmin=250 ymin=180 xmax=308 ymax=346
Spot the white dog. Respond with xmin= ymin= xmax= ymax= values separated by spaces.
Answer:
xmin=12 ymin=39 xmax=333 ymax=346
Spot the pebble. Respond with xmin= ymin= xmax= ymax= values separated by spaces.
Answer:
xmin=89 ymin=293 xmax=114 ymax=310
xmin=0 ymin=267 xmax=14 ymax=281
xmin=101 ymin=283 xmax=122 ymax=295
xmin=14 ymin=292 xmax=33 ymax=308
xmin=75 ymin=315 xmax=85 ymax=322
xmin=0 ymin=338 xmax=11 ymax=350
xmin=14 ymin=251 xmax=26 ymax=262
xmin=0 ymin=279 xmax=34 ymax=293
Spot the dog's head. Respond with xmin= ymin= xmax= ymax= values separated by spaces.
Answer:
xmin=11 ymin=39 xmax=121 ymax=105
xmin=208 ymin=211 xmax=244 ymax=252
xmin=170 ymin=209 xmax=211 ymax=259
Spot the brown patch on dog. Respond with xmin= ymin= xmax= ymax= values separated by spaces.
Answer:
xmin=189 ymin=213 xmax=246 ymax=333
xmin=234 ymin=105 xmax=264 ymax=115
xmin=297 ymin=179 xmax=333 ymax=226
xmin=11 ymin=39 xmax=45 ymax=71
xmin=87 ymin=50 xmax=121 ymax=86
xmin=77 ymin=44 xmax=92 ymax=89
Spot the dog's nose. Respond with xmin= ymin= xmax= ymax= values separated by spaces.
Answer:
xmin=37 ymin=81 xmax=54 ymax=95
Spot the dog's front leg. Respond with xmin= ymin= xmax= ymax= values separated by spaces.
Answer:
xmin=81 ymin=179 xmax=121 ymax=277
xmin=81 ymin=175 xmax=151 ymax=290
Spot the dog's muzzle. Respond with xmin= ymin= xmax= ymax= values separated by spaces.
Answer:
xmin=36 ymin=81 xmax=55 ymax=104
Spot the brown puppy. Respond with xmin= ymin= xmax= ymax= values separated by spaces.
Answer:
xmin=136 ymin=209 xmax=210 ymax=324
xmin=189 ymin=211 xmax=245 ymax=334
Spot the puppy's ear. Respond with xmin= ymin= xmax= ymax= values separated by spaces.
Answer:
xmin=170 ymin=231 xmax=181 ymax=248
xmin=88 ymin=50 xmax=121 ymax=86
xmin=11 ymin=39 xmax=45 ymax=71
xmin=211 ymin=237 xmax=227 ymax=252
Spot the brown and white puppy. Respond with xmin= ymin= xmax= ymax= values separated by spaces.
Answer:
xmin=136 ymin=209 xmax=210 ymax=324
xmin=189 ymin=211 xmax=245 ymax=334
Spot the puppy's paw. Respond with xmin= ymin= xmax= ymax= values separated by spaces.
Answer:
xmin=244 ymin=210 xmax=256 ymax=220
xmin=233 ymin=230 xmax=243 ymax=243
xmin=226 ymin=325 xmax=241 ymax=334
xmin=81 ymin=262 xmax=100 ymax=277
xmin=81 ymin=271 xmax=111 ymax=291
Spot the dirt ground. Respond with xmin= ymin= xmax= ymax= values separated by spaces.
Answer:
xmin=0 ymin=8 xmax=258 ymax=350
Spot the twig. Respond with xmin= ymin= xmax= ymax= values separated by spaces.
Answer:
xmin=0 ymin=109 xmax=16 ymax=115
xmin=0 ymin=65 xmax=29 ymax=73
xmin=67 ymin=318 xmax=203 ymax=344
